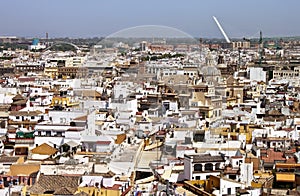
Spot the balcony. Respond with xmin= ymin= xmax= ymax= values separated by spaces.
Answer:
xmin=8 ymin=119 xmax=39 ymax=125
xmin=14 ymin=138 xmax=35 ymax=144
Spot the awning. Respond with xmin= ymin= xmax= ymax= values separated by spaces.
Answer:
xmin=135 ymin=175 xmax=156 ymax=184
xmin=276 ymin=173 xmax=295 ymax=182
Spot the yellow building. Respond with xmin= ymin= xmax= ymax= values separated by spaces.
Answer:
xmin=50 ymin=96 xmax=79 ymax=108
xmin=44 ymin=67 xmax=58 ymax=79
xmin=76 ymin=184 xmax=131 ymax=196
xmin=218 ymin=123 xmax=257 ymax=144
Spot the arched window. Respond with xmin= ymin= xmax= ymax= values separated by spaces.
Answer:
xmin=215 ymin=163 xmax=221 ymax=170
xmin=205 ymin=163 xmax=214 ymax=171
xmin=194 ymin=164 xmax=203 ymax=172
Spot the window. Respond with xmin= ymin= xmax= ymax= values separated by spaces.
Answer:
xmin=31 ymin=116 xmax=34 ymax=120
xmin=0 ymin=121 xmax=5 ymax=128
xmin=16 ymin=116 xmax=20 ymax=120
xmin=227 ymin=188 xmax=231 ymax=195
xmin=194 ymin=164 xmax=203 ymax=172
xmin=205 ymin=163 xmax=214 ymax=171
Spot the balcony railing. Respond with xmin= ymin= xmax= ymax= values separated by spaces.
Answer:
xmin=14 ymin=138 xmax=35 ymax=144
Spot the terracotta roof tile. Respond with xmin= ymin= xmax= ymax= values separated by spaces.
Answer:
xmin=261 ymin=149 xmax=286 ymax=163
xmin=29 ymin=174 xmax=80 ymax=194
xmin=0 ymin=156 xmax=20 ymax=164
xmin=31 ymin=143 xmax=58 ymax=155
xmin=54 ymin=187 xmax=77 ymax=195
xmin=7 ymin=163 xmax=40 ymax=176
xmin=12 ymin=94 xmax=25 ymax=101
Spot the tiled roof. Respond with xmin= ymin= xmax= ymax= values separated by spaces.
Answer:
xmin=186 ymin=154 xmax=224 ymax=163
xmin=73 ymin=115 xmax=87 ymax=121
xmin=12 ymin=94 xmax=25 ymax=101
xmin=11 ymin=99 xmax=27 ymax=105
xmin=73 ymin=90 xmax=101 ymax=97
xmin=31 ymin=143 xmax=58 ymax=155
xmin=18 ymin=77 xmax=35 ymax=82
xmin=0 ymin=156 xmax=20 ymax=163
xmin=286 ymin=157 xmax=297 ymax=164
xmin=28 ymin=174 xmax=80 ymax=194
xmin=268 ymin=109 xmax=283 ymax=116
xmin=9 ymin=110 xmax=42 ymax=116
xmin=96 ymin=141 xmax=111 ymax=145
xmin=261 ymin=149 xmax=286 ymax=163
xmin=6 ymin=163 xmax=40 ymax=176
xmin=54 ymin=187 xmax=77 ymax=195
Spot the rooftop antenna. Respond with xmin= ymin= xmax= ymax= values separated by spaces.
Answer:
xmin=213 ymin=16 xmax=231 ymax=43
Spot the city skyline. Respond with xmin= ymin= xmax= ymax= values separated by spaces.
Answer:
xmin=1 ymin=0 xmax=300 ymax=39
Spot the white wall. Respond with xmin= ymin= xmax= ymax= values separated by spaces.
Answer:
xmin=48 ymin=110 xmax=85 ymax=124
xmin=249 ymin=67 xmax=266 ymax=83
xmin=102 ymin=177 xmax=115 ymax=188
xmin=240 ymin=162 xmax=253 ymax=187
xmin=220 ymin=178 xmax=243 ymax=195
xmin=34 ymin=136 xmax=64 ymax=148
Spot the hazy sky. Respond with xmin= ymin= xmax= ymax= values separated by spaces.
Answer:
xmin=1 ymin=0 xmax=299 ymax=38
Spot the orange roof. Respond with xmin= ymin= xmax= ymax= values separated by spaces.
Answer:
xmin=276 ymin=163 xmax=300 ymax=169
xmin=31 ymin=143 xmax=58 ymax=155
xmin=261 ymin=149 xmax=286 ymax=163
xmin=286 ymin=157 xmax=297 ymax=164
xmin=7 ymin=164 xmax=40 ymax=176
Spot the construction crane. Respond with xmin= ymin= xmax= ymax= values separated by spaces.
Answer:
xmin=213 ymin=16 xmax=231 ymax=43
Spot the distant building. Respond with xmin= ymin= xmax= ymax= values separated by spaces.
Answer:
xmin=221 ymin=41 xmax=250 ymax=49
xmin=184 ymin=153 xmax=225 ymax=180
xmin=28 ymin=38 xmax=46 ymax=51
xmin=0 ymin=36 xmax=19 ymax=43
xmin=273 ymin=66 xmax=300 ymax=79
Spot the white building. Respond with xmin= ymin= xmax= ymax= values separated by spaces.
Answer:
xmin=183 ymin=153 xmax=225 ymax=181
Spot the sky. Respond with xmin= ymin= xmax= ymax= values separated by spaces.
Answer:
xmin=1 ymin=0 xmax=300 ymax=39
